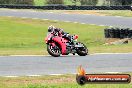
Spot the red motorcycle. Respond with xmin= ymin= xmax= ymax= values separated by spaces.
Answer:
xmin=45 ymin=31 xmax=88 ymax=57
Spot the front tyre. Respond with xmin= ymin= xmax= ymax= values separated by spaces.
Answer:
xmin=77 ymin=43 xmax=88 ymax=56
xmin=47 ymin=44 xmax=61 ymax=57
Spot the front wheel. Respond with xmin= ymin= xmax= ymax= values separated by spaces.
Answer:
xmin=76 ymin=43 xmax=88 ymax=56
xmin=47 ymin=43 xmax=61 ymax=57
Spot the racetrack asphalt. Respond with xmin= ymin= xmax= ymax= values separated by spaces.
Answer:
xmin=0 ymin=9 xmax=132 ymax=76
xmin=0 ymin=9 xmax=132 ymax=28
xmin=0 ymin=54 xmax=132 ymax=76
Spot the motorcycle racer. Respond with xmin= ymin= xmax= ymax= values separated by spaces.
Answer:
xmin=48 ymin=25 xmax=73 ymax=43
xmin=45 ymin=25 xmax=88 ymax=57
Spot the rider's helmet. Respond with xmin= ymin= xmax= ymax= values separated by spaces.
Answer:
xmin=48 ymin=25 xmax=55 ymax=32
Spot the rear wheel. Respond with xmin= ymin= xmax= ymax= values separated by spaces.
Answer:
xmin=76 ymin=43 xmax=88 ymax=56
xmin=47 ymin=43 xmax=61 ymax=57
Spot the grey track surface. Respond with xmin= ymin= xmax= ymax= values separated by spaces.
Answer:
xmin=0 ymin=10 xmax=132 ymax=28
xmin=0 ymin=10 xmax=132 ymax=76
xmin=0 ymin=54 xmax=132 ymax=76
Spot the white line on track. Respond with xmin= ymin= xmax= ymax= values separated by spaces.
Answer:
xmin=21 ymin=17 xmax=28 ymax=19
xmin=6 ymin=10 xmax=18 ymax=12
xmin=81 ymin=23 xmax=86 ymax=24
xmin=27 ymin=75 xmax=41 ymax=77
xmin=42 ymin=19 xmax=49 ymax=20
xmin=64 ymin=21 xmax=71 ymax=23
xmin=7 ymin=16 xmax=13 ymax=17
xmin=99 ymin=25 xmax=105 ymax=26
xmin=5 ymin=16 xmax=113 ymax=28
xmin=74 ymin=22 xmax=78 ymax=23
xmin=54 ymin=20 xmax=59 ymax=22
xmin=109 ymin=26 xmax=113 ymax=27
xmin=32 ymin=18 xmax=40 ymax=20
xmin=63 ymin=13 xmax=70 ymax=15
xmin=1 ymin=72 xmax=124 ymax=78
xmin=89 ymin=24 xmax=96 ymax=25
xmin=10 ymin=55 xmax=50 ymax=56
xmin=4 ymin=76 xmax=19 ymax=78
xmin=50 ymin=74 xmax=64 ymax=76
xmin=0 ymin=56 xmax=7 ymax=57
xmin=0 ymin=74 xmax=66 ymax=77
xmin=115 ymin=16 xmax=122 ymax=18
xmin=91 ymin=53 xmax=132 ymax=55
xmin=29 ymin=10 xmax=37 ymax=12
xmin=49 ymin=12 xmax=53 ymax=13
xmin=83 ymin=14 xmax=90 ymax=16
xmin=0 ymin=53 xmax=131 ymax=57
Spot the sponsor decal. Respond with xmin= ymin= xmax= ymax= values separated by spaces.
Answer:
xmin=76 ymin=66 xmax=131 ymax=85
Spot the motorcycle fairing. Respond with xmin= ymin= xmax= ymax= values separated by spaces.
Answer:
xmin=52 ymin=36 xmax=68 ymax=55
xmin=45 ymin=33 xmax=54 ymax=44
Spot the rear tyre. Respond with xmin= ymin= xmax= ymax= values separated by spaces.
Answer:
xmin=47 ymin=44 xmax=61 ymax=57
xmin=77 ymin=43 xmax=88 ymax=56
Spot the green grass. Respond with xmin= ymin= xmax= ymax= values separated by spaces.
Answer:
xmin=34 ymin=0 xmax=107 ymax=6
xmin=34 ymin=0 xmax=45 ymax=6
xmin=0 ymin=74 xmax=131 ymax=88
xmin=0 ymin=17 xmax=132 ymax=55
xmin=34 ymin=0 xmax=77 ymax=6
xmin=15 ymin=84 xmax=132 ymax=88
